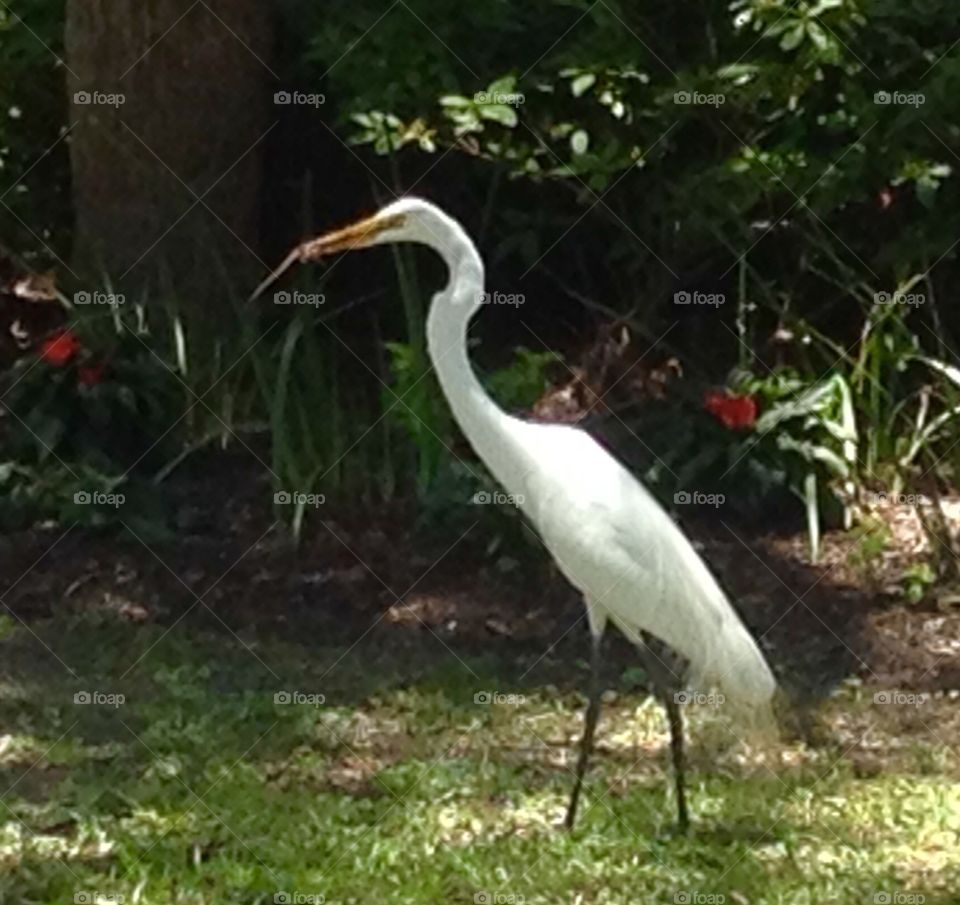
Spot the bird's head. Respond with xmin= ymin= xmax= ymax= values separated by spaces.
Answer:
xmin=250 ymin=197 xmax=462 ymax=301
xmin=306 ymin=197 xmax=452 ymax=253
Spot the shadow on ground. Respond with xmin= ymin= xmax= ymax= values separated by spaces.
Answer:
xmin=1 ymin=456 xmax=958 ymax=901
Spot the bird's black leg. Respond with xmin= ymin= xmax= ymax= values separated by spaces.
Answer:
xmin=565 ymin=630 xmax=604 ymax=831
xmin=638 ymin=639 xmax=690 ymax=834
xmin=663 ymin=694 xmax=689 ymax=833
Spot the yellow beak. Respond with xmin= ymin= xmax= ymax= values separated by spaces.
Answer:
xmin=249 ymin=211 xmax=406 ymax=301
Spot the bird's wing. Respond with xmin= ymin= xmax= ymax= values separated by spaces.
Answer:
xmin=521 ymin=424 xmax=775 ymax=708
xmin=606 ymin=485 xmax=776 ymax=707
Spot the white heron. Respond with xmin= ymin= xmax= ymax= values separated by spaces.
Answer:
xmin=251 ymin=197 xmax=777 ymax=832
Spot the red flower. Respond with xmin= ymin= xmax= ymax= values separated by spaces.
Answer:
xmin=78 ymin=364 xmax=106 ymax=387
xmin=38 ymin=330 xmax=81 ymax=367
xmin=704 ymin=389 xmax=758 ymax=430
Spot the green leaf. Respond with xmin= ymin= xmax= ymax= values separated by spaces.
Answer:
xmin=777 ymin=435 xmax=849 ymax=477
xmin=808 ymin=0 xmax=844 ymax=15
xmin=570 ymin=73 xmax=596 ymax=97
xmin=780 ymin=24 xmax=806 ymax=50
xmin=716 ymin=63 xmax=760 ymax=80
xmin=764 ymin=19 xmax=792 ymax=38
xmin=916 ymin=177 xmax=940 ymax=209
xmin=806 ymin=21 xmax=829 ymax=50
xmin=917 ymin=355 xmax=960 ymax=389
xmin=588 ymin=172 xmax=610 ymax=192
xmin=478 ymin=104 xmax=518 ymax=127
xmin=487 ymin=75 xmax=517 ymax=96
xmin=439 ymin=95 xmax=471 ymax=108
xmin=570 ymin=129 xmax=590 ymax=155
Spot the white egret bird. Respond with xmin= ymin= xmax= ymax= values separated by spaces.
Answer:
xmin=251 ymin=197 xmax=777 ymax=831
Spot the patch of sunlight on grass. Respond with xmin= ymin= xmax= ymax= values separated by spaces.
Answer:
xmin=0 ymin=616 xmax=959 ymax=903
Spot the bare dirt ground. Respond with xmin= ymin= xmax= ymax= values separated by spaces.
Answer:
xmin=2 ymin=454 xmax=960 ymax=903
xmin=2 ymin=453 xmax=958 ymax=706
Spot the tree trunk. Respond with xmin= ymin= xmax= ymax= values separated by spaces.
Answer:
xmin=65 ymin=0 xmax=273 ymax=305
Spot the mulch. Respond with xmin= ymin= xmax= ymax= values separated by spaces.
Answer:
xmin=2 ymin=454 xmax=959 ymax=701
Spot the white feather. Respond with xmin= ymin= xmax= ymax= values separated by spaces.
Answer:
xmin=368 ymin=196 xmax=776 ymax=714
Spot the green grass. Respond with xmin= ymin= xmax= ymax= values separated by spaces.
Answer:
xmin=0 ymin=615 xmax=958 ymax=904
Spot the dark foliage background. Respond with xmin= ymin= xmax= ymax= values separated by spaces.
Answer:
xmin=1 ymin=0 xmax=959 ymax=547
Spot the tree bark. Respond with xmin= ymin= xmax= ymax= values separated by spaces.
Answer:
xmin=65 ymin=0 xmax=273 ymax=304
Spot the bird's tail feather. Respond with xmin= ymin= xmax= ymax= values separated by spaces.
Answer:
xmin=686 ymin=613 xmax=777 ymax=729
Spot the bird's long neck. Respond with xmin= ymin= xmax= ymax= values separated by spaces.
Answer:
xmin=425 ymin=244 xmax=527 ymax=492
